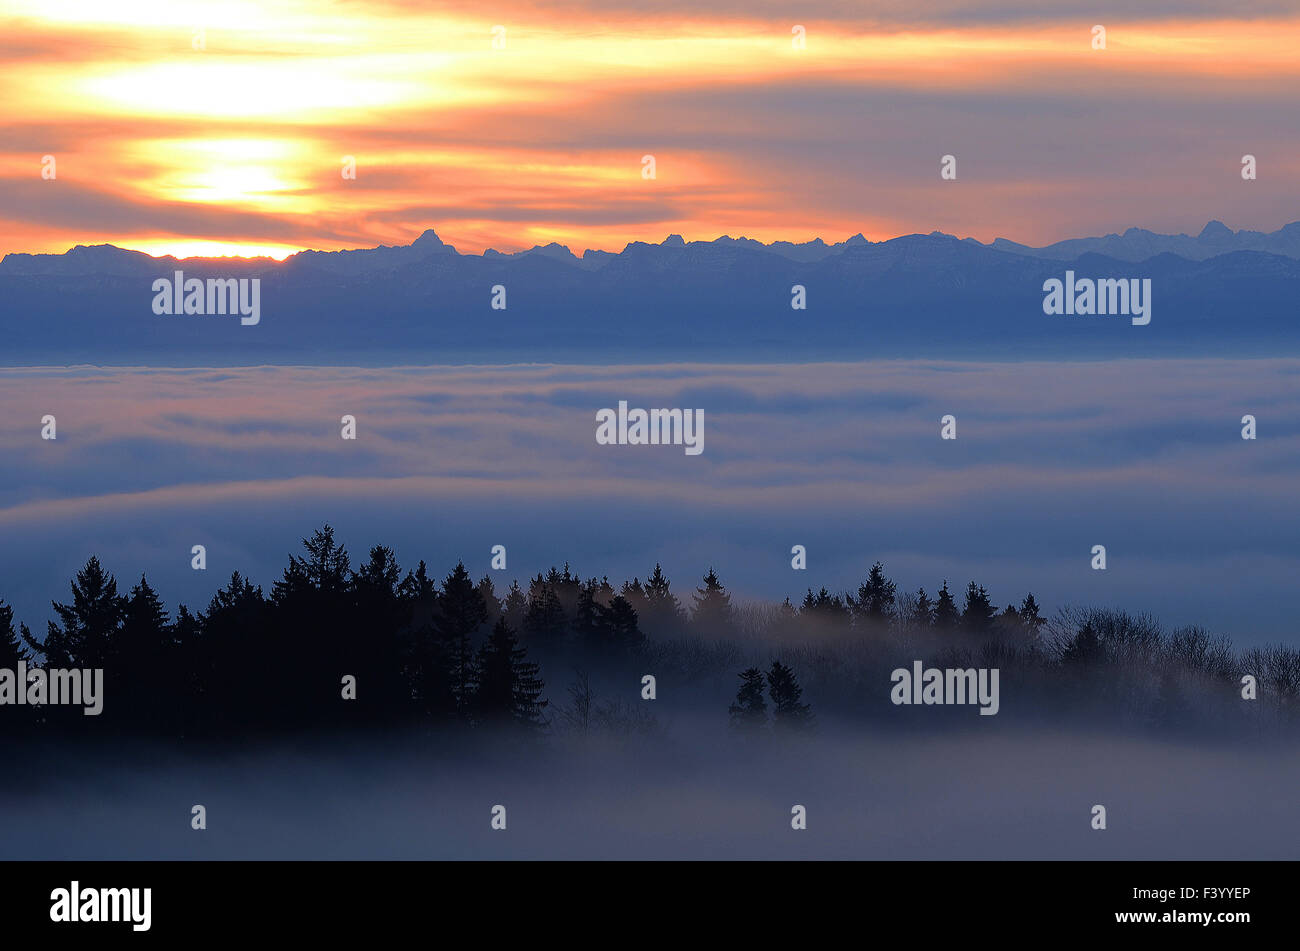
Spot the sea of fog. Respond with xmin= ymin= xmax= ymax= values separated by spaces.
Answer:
xmin=0 ymin=359 xmax=1297 ymax=646
xmin=2 ymin=725 xmax=1296 ymax=860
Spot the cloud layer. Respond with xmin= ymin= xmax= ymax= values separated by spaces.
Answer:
xmin=1 ymin=359 xmax=1296 ymax=645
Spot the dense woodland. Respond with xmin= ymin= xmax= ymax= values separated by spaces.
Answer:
xmin=2 ymin=524 xmax=1298 ymax=741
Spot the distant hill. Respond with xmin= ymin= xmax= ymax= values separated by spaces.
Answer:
xmin=2 ymin=222 xmax=1297 ymax=364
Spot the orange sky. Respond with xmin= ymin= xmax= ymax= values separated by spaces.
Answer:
xmin=2 ymin=0 xmax=1299 ymax=258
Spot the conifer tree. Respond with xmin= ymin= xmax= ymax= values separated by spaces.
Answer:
xmin=476 ymin=575 xmax=503 ymax=628
xmin=523 ymin=578 xmax=566 ymax=646
xmin=961 ymin=581 xmax=996 ymax=636
xmin=1019 ymin=593 xmax=1045 ymax=636
xmin=691 ymin=568 xmax=735 ymax=635
xmin=1063 ymin=621 xmax=1104 ymax=665
xmin=38 ymin=556 xmax=125 ymax=668
xmin=777 ymin=597 xmax=797 ymax=625
xmin=399 ymin=560 xmax=436 ymax=606
xmin=600 ymin=595 xmax=644 ymax=654
xmin=114 ymin=575 xmax=173 ymax=726
xmin=853 ymin=561 xmax=897 ymax=626
xmin=933 ymin=580 xmax=960 ymax=632
xmin=620 ymin=577 xmax=648 ymax=616
xmin=728 ymin=667 xmax=768 ymax=730
xmin=767 ymin=659 xmax=813 ymax=730
xmin=274 ymin=524 xmax=351 ymax=600
xmin=474 ymin=618 xmax=546 ymax=729
xmin=501 ymin=580 xmax=527 ymax=630
xmin=351 ymin=547 xmax=408 ymax=721
xmin=909 ymin=587 xmax=934 ymax=630
xmin=573 ymin=580 xmax=603 ymax=651
xmin=799 ymin=587 xmax=850 ymax=631
xmin=436 ymin=562 xmax=488 ymax=717
xmin=642 ymin=564 xmax=687 ymax=635
xmin=0 ymin=600 xmax=30 ymax=667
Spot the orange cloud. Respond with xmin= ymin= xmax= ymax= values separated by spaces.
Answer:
xmin=2 ymin=2 xmax=1299 ymax=257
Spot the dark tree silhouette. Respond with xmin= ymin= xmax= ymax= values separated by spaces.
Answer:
xmin=0 ymin=527 xmax=1281 ymax=744
xmin=274 ymin=524 xmax=351 ymax=599
xmin=933 ymin=580 xmax=960 ymax=632
xmin=961 ymin=581 xmax=996 ymax=637
xmin=853 ymin=561 xmax=897 ymax=627
xmin=0 ymin=600 xmax=31 ymax=667
xmin=350 ymin=546 xmax=409 ymax=722
xmin=196 ymin=571 xmax=270 ymax=730
xmin=115 ymin=575 xmax=173 ymax=726
xmin=599 ymin=595 xmax=644 ymax=655
xmin=799 ymin=587 xmax=851 ymax=632
xmin=777 ymin=597 xmax=797 ymax=625
xmin=477 ymin=576 xmax=503 ymax=629
xmin=642 ymin=563 xmax=687 ymax=636
xmin=691 ymin=568 xmax=735 ymax=635
xmin=1019 ymin=593 xmax=1045 ymax=635
xmin=908 ymin=587 xmax=934 ymax=629
xmin=1062 ymin=621 xmax=1104 ymax=665
xmin=435 ymin=563 xmax=489 ymax=719
xmin=269 ymin=526 xmax=357 ymax=725
xmin=573 ymin=580 xmax=604 ymax=652
xmin=620 ymin=577 xmax=647 ymax=616
xmin=767 ymin=660 xmax=813 ymax=730
xmin=33 ymin=556 xmax=124 ymax=668
xmin=523 ymin=578 xmax=566 ymax=646
xmin=473 ymin=618 xmax=546 ymax=729
xmin=728 ymin=667 xmax=768 ymax=730
xmin=501 ymin=580 xmax=527 ymax=631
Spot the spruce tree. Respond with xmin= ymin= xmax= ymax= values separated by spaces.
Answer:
xmin=909 ymin=587 xmax=934 ymax=630
xmin=600 ymin=595 xmax=644 ymax=654
xmin=961 ymin=581 xmax=996 ymax=636
xmin=691 ymin=568 xmax=734 ymax=635
xmin=476 ymin=576 xmax=503 ymax=628
xmin=728 ymin=667 xmax=768 ymax=730
xmin=799 ymin=588 xmax=850 ymax=631
xmin=620 ymin=577 xmax=648 ymax=617
xmin=39 ymin=556 xmax=125 ymax=668
xmin=573 ymin=581 xmax=603 ymax=652
xmin=767 ymin=660 xmax=813 ymax=730
xmin=473 ymin=618 xmax=546 ymax=729
xmin=933 ymin=580 xmax=960 ymax=632
xmin=853 ymin=561 xmax=897 ymax=627
xmin=118 ymin=575 xmax=173 ymax=723
xmin=352 ymin=547 xmax=408 ymax=722
xmin=274 ymin=524 xmax=351 ymax=599
xmin=1019 ymin=593 xmax=1045 ymax=636
xmin=777 ymin=597 xmax=797 ymax=625
xmin=0 ymin=600 xmax=30 ymax=666
xmin=501 ymin=580 xmax=527 ymax=630
xmin=355 ymin=545 xmax=401 ymax=597
xmin=1063 ymin=621 xmax=1104 ymax=665
xmin=643 ymin=564 xmax=686 ymax=635
xmin=522 ymin=579 xmax=566 ymax=646
xmin=436 ymin=562 xmax=489 ymax=717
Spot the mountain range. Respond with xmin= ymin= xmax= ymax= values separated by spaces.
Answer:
xmin=2 ymin=221 xmax=1297 ymax=364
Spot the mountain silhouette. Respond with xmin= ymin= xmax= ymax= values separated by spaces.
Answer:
xmin=1 ymin=221 xmax=1297 ymax=364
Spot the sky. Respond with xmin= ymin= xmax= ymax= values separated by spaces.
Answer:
xmin=2 ymin=0 xmax=1299 ymax=258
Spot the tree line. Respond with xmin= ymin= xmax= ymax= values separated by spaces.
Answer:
xmin=3 ymin=526 xmax=1293 ymax=740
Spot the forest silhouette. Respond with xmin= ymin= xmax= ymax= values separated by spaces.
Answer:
xmin=2 ymin=524 xmax=1298 ymax=741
